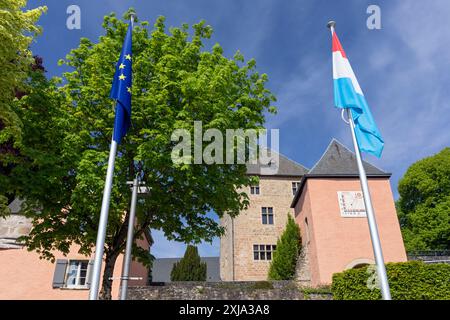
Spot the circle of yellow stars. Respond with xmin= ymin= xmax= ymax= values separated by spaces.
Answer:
xmin=118 ymin=54 xmax=132 ymax=94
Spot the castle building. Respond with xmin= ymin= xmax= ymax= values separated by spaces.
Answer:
xmin=0 ymin=138 xmax=408 ymax=299
xmin=220 ymin=139 xmax=407 ymax=285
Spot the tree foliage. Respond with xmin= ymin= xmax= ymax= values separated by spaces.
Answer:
xmin=6 ymin=10 xmax=275 ymax=299
xmin=268 ymin=214 xmax=301 ymax=280
xmin=397 ymin=147 xmax=450 ymax=251
xmin=0 ymin=0 xmax=46 ymax=214
xmin=170 ymin=245 xmax=207 ymax=281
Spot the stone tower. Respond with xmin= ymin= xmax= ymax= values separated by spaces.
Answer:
xmin=220 ymin=152 xmax=308 ymax=281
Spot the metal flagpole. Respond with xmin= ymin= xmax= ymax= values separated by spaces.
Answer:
xmin=89 ymin=13 xmax=136 ymax=301
xmin=89 ymin=139 xmax=117 ymax=300
xmin=346 ymin=109 xmax=392 ymax=300
xmin=119 ymin=176 xmax=139 ymax=300
xmin=327 ymin=20 xmax=391 ymax=300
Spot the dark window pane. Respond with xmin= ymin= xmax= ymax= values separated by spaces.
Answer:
xmin=268 ymin=215 xmax=274 ymax=224
xmin=266 ymin=245 xmax=271 ymax=251
xmin=260 ymin=245 xmax=265 ymax=250
xmin=262 ymin=207 xmax=266 ymax=214
xmin=268 ymin=207 xmax=273 ymax=214
xmin=256 ymin=187 xmax=260 ymax=194
xmin=262 ymin=215 xmax=267 ymax=224
xmin=260 ymin=252 xmax=266 ymax=260
xmin=273 ymin=245 xmax=277 ymax=251
xmin=253 ymin=245 xmax=258 ymax=251
xmin=267 ymin=252 xmax=272 ymax=260
xmin=254 ymin=252 xmax=259 ymax=260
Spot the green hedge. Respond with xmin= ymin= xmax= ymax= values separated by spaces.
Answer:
xmin=332 ymin=261 xmax=450 ymax=300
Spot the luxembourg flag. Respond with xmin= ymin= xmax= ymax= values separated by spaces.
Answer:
xmin=331 ymin=26 xmax=384 ymax=158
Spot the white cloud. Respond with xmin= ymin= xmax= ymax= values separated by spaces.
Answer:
xmin=355 ymin=1 xmax=450 ymax=185
xmin=268 ymin=1 xmax=450 ymax=194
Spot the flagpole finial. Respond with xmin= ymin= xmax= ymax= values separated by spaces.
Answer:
xmin=327 ymin=21 xmax=336 ymax=29
xmin=129 ymin=12 xmax=137 ymax=28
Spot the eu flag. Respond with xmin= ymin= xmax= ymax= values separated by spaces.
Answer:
xmin=110 ymin=22 xmax=132 ymax=144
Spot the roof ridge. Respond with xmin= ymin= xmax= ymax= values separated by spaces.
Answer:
xmin=264 ymin=147 xmax=310 ymax=171
xmin=246 ymin=146 xmax=309 ymax=176
xmin=307 ymin=138 xmax=337 ymax=173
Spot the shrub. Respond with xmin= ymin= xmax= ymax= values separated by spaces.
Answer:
xmin=268 ymin=214 xmax=302 ymax=280
xmin=170 ymin=245 xmax=207 ymax=281
xmin=332 ymin=261 xmax=450 ymax=300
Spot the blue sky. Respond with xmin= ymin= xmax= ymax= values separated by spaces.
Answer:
xmin=27 ymin=1 xmax=450 ymax=258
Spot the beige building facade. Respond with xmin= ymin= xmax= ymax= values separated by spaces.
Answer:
xmin=220 ymin=154 xmax=308 ymax=281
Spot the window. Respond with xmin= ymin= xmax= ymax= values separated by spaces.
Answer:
xmin=261 ymin=207 xmax=274 ymax=225
xmin=253 ymin=244 xmax=277 ymax=261
xmin=250 ymin=186 xmax=260 ymax=195
xmin=65 ymin=260 xmax=89 ymax=288
xmin=292 ymin=182 xmax=301 ymax=196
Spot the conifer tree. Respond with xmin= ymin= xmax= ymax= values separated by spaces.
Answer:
xmin=171 ymin=245 xmax=207 ymax=281
xmin=268 ymin=214 xmax=302 ymax=280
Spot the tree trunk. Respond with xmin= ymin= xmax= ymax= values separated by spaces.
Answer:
xmin=99 ymin=250 xmax=120 ymax=300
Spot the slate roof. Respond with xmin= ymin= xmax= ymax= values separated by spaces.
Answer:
xmin=151 ymin=257 xmax=220 ymax=282
xmin=291 ymin=139 xmax=391 ymax=208
xmin=308 ymin=139 xmax=388 ymax=176
xmin=246 ymin=150 xmax=309 ymax=177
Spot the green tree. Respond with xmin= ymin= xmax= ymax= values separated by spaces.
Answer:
xmin=170 ymin=245 xmax=207 ymax=281
xmin=0 ymin=0 xmax=46 ymax=215
xmin=397 ymin=147 xmax=450 ymax=251
xmin=268 ymin=214 xmax=302 ymax=280
xmin=9 ymin=11 xmax=275 ymax=299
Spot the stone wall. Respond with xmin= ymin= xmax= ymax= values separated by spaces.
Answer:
xmin=220 ymin=176 xmax=302 ymax=281
xmin=407 ymin=254 xmax=450 ymax=264
xmin=128 ymin=281 xmax=332 ymax=300
xmin=294 ymin=246 xmax=311 ymax=287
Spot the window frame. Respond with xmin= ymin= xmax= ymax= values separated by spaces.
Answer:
xmin=250 ymin=185 xmax=260 ymax=195
xmin=253 ymin=244 xmax=277 ymax=261
xmin=261 ymin=207 xmax=274 ymax=225
xmin=292 ymin=181 xmax=301 ymax=196
xmin=64 ymin=260 xmax=90 ymax=289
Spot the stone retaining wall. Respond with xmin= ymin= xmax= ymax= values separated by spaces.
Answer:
xmin=128 ymin=281 xmax=332 ymax=300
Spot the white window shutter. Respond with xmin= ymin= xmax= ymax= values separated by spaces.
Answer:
xmin=86 ymin=260 xmax=94 ymax=288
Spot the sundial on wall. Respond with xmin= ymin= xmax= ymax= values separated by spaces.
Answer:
xmin=337 ymin=191 xmax=367 ymax=218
